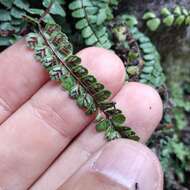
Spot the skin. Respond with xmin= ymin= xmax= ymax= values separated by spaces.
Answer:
xmin=0 ymin=40 xmax=163 ymax=190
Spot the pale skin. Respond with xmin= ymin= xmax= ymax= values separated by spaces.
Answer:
xmin=0 ymin=40 xmax=164 ymax=190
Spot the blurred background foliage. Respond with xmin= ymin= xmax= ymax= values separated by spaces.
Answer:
xmin=0 ymin=0 xmax=189 ymax=189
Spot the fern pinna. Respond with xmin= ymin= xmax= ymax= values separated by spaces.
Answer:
xmin=25 ymin=18 xmax=139 ymax=141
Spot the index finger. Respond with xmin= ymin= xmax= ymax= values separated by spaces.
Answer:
xmin=0 ymin=40 xmax=49 ymax=124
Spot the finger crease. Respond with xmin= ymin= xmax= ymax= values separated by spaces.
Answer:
xmin=29 ymin=101 xmax=71 ymax=140
xmin=0 ymin=96 xmax=12 ymax=115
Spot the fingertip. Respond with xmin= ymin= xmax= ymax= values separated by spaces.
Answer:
xmin=113 ymin=82 xmax=163 ymax=142
xmin=77 ymin=47 xmax=125 ymax=95
xmin=61 ymin=139 xmax=163 ymax=190
xmin=93 ymin=139 xmax=163 ymax=190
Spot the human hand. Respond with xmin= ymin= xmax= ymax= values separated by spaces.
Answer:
xmin=0 ymin=40 xmax=163 ymax=190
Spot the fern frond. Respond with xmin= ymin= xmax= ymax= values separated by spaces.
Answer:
xmin=26 ymin=21 xmax=139 ymax=141
xmin=111 ymin=15 xmax=165 ymax=88
xmin=143 ymin=5 xmax=190 ymax=31
xmin=130 ymin=27 xmax=166 ymax=88
xmin=111 ymin=17 xmax=144 ymax=81
xmin=69 ymin=0 xmax=112 ymax=49
xmin=0 ymin=0 xmax=65 ymax=46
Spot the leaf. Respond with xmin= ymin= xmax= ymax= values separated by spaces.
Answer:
xmin=146 ymin=18 xmax=161 ymax=31
xmin=49 ymin=1 xmax=65 ymax=17
xmin=105 ymin=127 xmax=121 ymax=141
xmin=42 ymin=0 xmax=51 ymax=7
xmin=96 ymin=119 xmax=110 ymax=132
xmin=72 ymin=9 xmax=85 ymax=18
xmin=69 ymin=0 xmax=91 ymax=9
xmin=163 ymin=15 xmax=175 ymax=26
xmin=0 ymin=22 xmax=15 ymax=31
xmin=185 ymin=16 xmax=190 ymax=25
xmin=72 ymin=65 xmax=88 ymax=76
xmin=140 ymin=42 xmax=153 ymax=50
xmin=0 ymin=0 xmax=13 ymax=8
xmin=28 ymin=8 xmax=44 ymax=15
xmin=182 ymin=8 xmax=188 ymax=16
xmin=127 ymin=66 xmax=139 ymax=76
xmin=174 ymin=6 xmax=181 ymax=15
xmin=142 ymin=66 xmax=154 ymax=73
xmin=91 ymin=83 xmax=104 ymax=92
xmin=43 ymin=14 xmax=55 ymax=24
xmin=13 ymin=0 xmax=29 ymax=10
xmin=122 ymin=15 xmax=138 ymax=27
xmin=144 ymin=53 xmax=156 ymax=61
xmin=142 ymin=46 xmax=155 ymax=53
xmin=0 ymin=10 xmax=11 ymax=21
xmin=76 ymin=94 xmax=85 ymax=107
xmin=0 ymin=36 xmax=11 ymax=46
xmin=161 ymin=7 xmax=171 ymax=16
xmin=10 ymin=7 xmax=26 ymax=19
xmin=175 ymin=15 xmax=185 ymax=26
xmin=96 ymin=8 xmax=107 ymax=25
xmin=61 ymin=76 xmax=76 ymax=91
xmin=83 ymin=75 xmax=97 ymax=85
xmin=144 ymin=60 xmax=155 ymax=66
xmin=82 ymin=26 xmax=93 ymax=38
xmin=116 ymin=127 xmax=140 ymax=141
xmin=83 ymin=94 xmax=92 ymax=107
xmin=85 ymin=34 xmax=98 ymax=45
xmin=138 ymin=36 xmax=149 ymax=43
xmin=85 ymin=101 xmax=96 ymax=115
xmin=69 ymin=0 xmax=82 ymax=10
xmin=75 ymin=19 xmax=88 ymax=29
xmin=95 ymin=90 xmax=112 ymax=102
xmin=43 ymin=0 xmax=65 ymax=17
xmin=69 ymin=85 xmax=80 ymax=98
xmin=111 ymin=113 xmax=126 ymax=125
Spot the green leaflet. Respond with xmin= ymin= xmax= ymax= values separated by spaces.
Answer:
xmin=146 ymin=18 xmax=161 ymax=31
xmin=26 ymin=21 xmax=139 ymax=141
xmin=43 ymin=0 xmax=65 ymax=17
xmin=0 ymin=0 xmax=13 ymax=8
xmin=13 ymin=0 xmax=29 ymax=10
xmin=96 ymin=118 xmax=110 ymax=132
xmin=11 ymin=7 xmax=26 ymax=19
xmin=0 ymin=10 xmax=11 ymax=21
xmin=163 ymin=15 xmax=175 ymax=26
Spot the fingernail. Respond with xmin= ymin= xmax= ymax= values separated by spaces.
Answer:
xmin=92 ymin=139 xmax=163 ymax=190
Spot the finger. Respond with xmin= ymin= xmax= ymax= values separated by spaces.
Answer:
xmin=0 ymin=40 xmax=49 ymax=124
xmin=31 ymin=82 xmax=163 ymax=190
xmin=58 ymin=139 xmax=163 ymax=190
xmin=0 ymin=47 xmax=125 ymax=190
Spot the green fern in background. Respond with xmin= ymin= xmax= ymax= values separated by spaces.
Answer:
xmin=143 ymin=5 xmax=190 ymax=31
xmin=68 ymin=0 xmax=116 ymax=48
xmin=0 ymin=0 xmax=65 ymax=46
